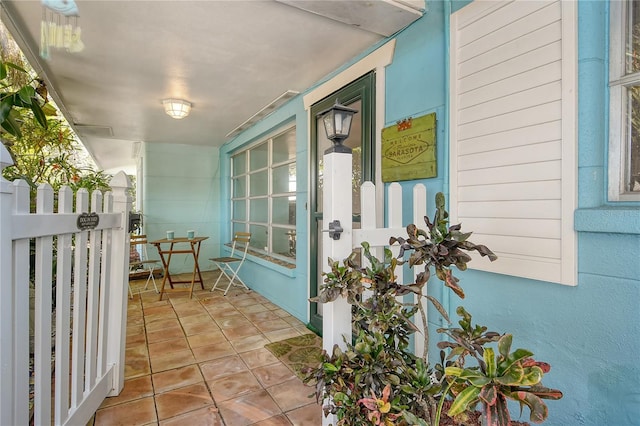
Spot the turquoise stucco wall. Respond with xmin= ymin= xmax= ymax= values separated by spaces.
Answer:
xmin=215 ymin=0 xmax=639 ymax=423
xmin=142 ymin=142 xmax=221 ymax=274
xmin=219 ymin=98 xmax=309 ymax=321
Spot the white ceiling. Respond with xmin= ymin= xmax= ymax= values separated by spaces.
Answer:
xmin=2 ymin=0 xmax=422 ymax=174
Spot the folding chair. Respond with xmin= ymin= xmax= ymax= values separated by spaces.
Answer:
xmin=129 ymin=234 xmax=160 ymax=296
xmin=210 ymin=232 xmax=251 ymax=295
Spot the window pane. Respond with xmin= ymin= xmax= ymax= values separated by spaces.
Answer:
xmin=273 ymin=163 xmax=296 ymax=194
xmin=273 ymin=128 xmax=296 ymax=163
xmin=232 ymin=222 xmax=246 ymax=236
xmin=232 ymin=152 xmax=246 ymax=176
xmin=273 ymin=196 xmax=295 ymax=225
xmin=629 ymin=86 xmax=640 ymax=191
xmin=272 ymin=227 xmax=296 ymax=259
xmin=249 ymin=224 xmax=268 ymax=251
xmin=250 ymin=142 xmax=269 ymax=169
xmin=250 ymin=170 xmax=268 ymax=196
xmin=250 ymin=198 xmax=268 ymax=222
xmin=627 ymin=1 xmax=640 ymax=74
xmin=233 ymin=200 xmax=246 ymax=221
xmin=233 ymin=177 xmax=246 ymax=198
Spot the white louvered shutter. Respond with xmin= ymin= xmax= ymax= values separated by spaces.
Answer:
xmin=449 ymin=0 xmax=577 ymax=285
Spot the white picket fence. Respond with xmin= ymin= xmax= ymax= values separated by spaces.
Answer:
xmin=354 ymin=181 xmax=428 ymax=356
xmin=0 ymin=145 xmax=131 ymax=426
xmin=321 ymin=149 xmax=429 ymax=360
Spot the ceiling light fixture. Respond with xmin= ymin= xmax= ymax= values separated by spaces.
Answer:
xmin=162 ymin=99 xmax=192 ymax=119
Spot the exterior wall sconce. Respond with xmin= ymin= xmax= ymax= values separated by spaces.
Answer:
xmin=162 ymin=98 xmax=192 ymax=119
xmin=317 ymin=100 xmax=358 ymax=154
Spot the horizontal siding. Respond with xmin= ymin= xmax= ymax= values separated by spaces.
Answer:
xmin=459 ymin=101 xmax=561 ymax=140
xmin=457 ymin=200 xmax=561 ymax=220
xmin=457 ymin=160 xmax=561 ymax=186
xmin=457 ymin=1 xmax=552 ymax=42
xmin=450 ymin=0 xmax=576 ymax=285
xmin=458 ymin=217 xmax=561 ymax=239
xmin=459 ymin=81 xmax=562 ymax=125
xmin=459 ymin=20 xmax=561 ymax=78
xmin=459 ymin=1 xmax=560 ymax=57
xmin=457 ymin=180 xmax=562 ymax=201
xmin=472 ymin=233 xmax=561 ymax=259
xmin=469 ymin=252 xmax=562 ymax=283
xmin=459 ymin=41 xmax=561 ymax=93
xmin=459 ymin=61 xmax=562 ymax=109
xmin=458 ymin=140 xmax=561 ymax=170
xmin=458 ymin=121 xmax=561 ymax=155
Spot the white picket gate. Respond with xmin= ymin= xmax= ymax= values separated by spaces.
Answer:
xmin=354 ymin=181 xmax=428 ymax=356
xmin=320 ymin=147 xmax=428 ymax=426
xmin=0 ymin=145 xmax=131 ymax=426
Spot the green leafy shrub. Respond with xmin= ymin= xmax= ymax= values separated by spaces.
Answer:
xmin=306 ymin=192 xmax=562 ymax=426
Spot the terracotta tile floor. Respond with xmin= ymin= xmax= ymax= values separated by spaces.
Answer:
xmin=91 ymin=271 xmax=322 ymax=425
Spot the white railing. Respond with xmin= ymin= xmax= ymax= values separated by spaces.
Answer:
xmin=0 ymin=144 xmax=131 ymax=426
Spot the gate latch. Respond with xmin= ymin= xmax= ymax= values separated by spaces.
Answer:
xmin=322 ymin=220 xmax=343 ymax=240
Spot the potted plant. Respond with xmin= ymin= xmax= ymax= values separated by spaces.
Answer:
xmin=306 ymin=193 xmax=562 ymax=425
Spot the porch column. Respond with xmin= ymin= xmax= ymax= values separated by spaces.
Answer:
xmin=321 ymin=149 xmax=353 ymax=352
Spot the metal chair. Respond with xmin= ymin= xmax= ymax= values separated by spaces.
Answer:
xmin=129 ymin=234 xmax=160 ymax=296
xmin=210 ymin=232 xmax=251 ymax=295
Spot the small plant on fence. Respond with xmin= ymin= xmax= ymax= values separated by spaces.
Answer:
xmin=306 ymin=192 xmax=562 ymax=426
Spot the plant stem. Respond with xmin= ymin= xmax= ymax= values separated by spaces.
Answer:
xmin=434 ymin=379 xmax=455 ymax=426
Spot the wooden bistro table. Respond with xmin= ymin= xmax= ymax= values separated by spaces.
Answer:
xmin=150 ymin=236 xmax=208 ymax=300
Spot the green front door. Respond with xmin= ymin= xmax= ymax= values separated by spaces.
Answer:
xmin=309 ymin=72 xmax=375 ymax=334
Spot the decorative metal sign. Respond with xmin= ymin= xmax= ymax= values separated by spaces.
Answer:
xmin=381 ymin=113 xmax=436 ymax=182
xmin=77 ymin=212 xmax=99 ymax=230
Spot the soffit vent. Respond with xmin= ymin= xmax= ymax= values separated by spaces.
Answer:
xmin=226 ymin=90 xmax=299 ymax=138
xmin=74 ymin=124 xmax=114 ymax=138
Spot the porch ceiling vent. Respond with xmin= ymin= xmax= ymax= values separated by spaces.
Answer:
xmin=74 ymin=124 xmax=114 ymax=138
xmin=225 ymin=90 xmax=299 ymax=139
xmin=275 ymin=0 xmax=424 ymax=37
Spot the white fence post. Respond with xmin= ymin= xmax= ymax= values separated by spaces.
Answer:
xmin=0 ymin=143 xmax=16 ymax=425
xmin=13 ymin=179 xmax=30 ymax=425
xmin=106 ymin=171 xmax=131 ymax=396
xmin=322 ymin=150 xmax=353 ymax=352
xmin=321 ymin=147 xmax=354 ymax=426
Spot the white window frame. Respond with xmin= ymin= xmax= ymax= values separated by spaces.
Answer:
xmin=231 ymin=125 xmax=297 ymax=264
xmin=609 ymin=0 xmax=640 ymax=202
